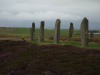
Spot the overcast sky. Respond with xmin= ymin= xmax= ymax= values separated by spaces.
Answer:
xmin=0 ymin=0 xmax=100 ymax=29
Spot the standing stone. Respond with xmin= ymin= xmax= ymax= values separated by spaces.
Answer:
xmin=90 ymin=32 xmax=94 ymax=38
xmin=30 ymin=22 xmax=35 ymax=41
xmin=69 ymin=22 xmax=74 ymax=40
xmin=80 ymin=17 xmax=89 ymax=47
xmin=54 ymin=19 xmax=61 ymax=44
xmin=40 ymin=21 xmax=45 ymax=42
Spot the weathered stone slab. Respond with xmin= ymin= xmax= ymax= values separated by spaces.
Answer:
xmin=30 ymin=22 xmax=35 ymax=41
xmin=39 ymin=21 xmax=45 ymax=42
xmin=80 ymin=17 xmax=89 ymax=47
xmin=54 ymin=19 xmax=61 ymax=44
xmin=69 ymin=22 xmax=74 ymax=40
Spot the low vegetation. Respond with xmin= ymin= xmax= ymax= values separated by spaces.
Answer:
xmin=0 ymin=27 xmax=99 ymax=49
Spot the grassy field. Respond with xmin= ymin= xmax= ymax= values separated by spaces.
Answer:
xmin=0 ymin=27 xmax=81 ymax=38
xmin=0 ymin=27 xmax=100 ymax=49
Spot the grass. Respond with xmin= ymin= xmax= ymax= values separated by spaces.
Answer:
xmin=0 ymin=27 xmax=100 ymax=49
xmin=88 ymin=42 xmax=100 ymax=49
xmin=64 ymin=41 xmax=81 ymax=47
xmin=0 ymin=27 xmax=80 ymax=38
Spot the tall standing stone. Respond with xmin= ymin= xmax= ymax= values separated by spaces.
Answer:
xmin=80 ymin=17 xmax=89 ymax=47
xmin=30 ymin=22 xmax=35 ymax=41
xmin=54 ymin=19 xmax=61 ymax=44
xmin=40 ymin=21 xmax=45 ymax=42
xmin=69 ymin=22 xmax=74 ymax=40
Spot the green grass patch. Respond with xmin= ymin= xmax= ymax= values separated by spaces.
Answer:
xmin=0 ymin=27 xmax=100 ymax=49
xmin=88 ymin=42 xmax=100 ymax=49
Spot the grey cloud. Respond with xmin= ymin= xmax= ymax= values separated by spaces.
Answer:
xmin=0 ymin=0 xmax=100 ymax=29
